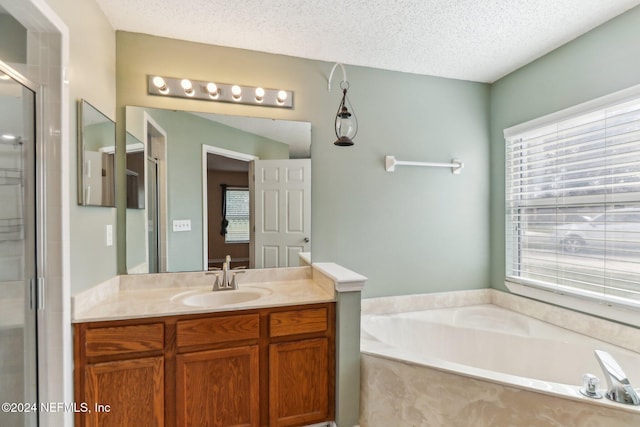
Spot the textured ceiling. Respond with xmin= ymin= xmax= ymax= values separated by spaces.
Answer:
xmin=96 ymin=0 xmax=640 ymax=83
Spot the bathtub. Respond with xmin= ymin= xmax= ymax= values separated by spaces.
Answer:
xmin=360 ymin=290 xmax=640 ymax=427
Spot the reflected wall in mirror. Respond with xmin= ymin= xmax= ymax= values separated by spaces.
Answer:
xmin=77 ymin=99 xmax=116 ymax=206
xmin=125 ymin=106 xmax=312 ymax=275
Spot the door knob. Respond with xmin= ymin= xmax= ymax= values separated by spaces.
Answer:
xmin=304 ymin=237 xmax=310 ymax=243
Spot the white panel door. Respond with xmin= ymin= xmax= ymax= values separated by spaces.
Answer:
xmin=251 ymin=159 xmax=311 ymax=268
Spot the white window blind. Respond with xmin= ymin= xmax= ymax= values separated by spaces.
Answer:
xmin=505 ymin=95 xmax=640 ymax=308
xmin=225 ymin=188 xmax=250 ymax=243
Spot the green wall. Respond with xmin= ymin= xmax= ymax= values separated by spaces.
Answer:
xmin=116 ymin=32 xmax=491 ymax=298
xmin=490 ymin=6 xmax=640 ymax=290
xmin=43 ymin=0 xmax=117 ymax=295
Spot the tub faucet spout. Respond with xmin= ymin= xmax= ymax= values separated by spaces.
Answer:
xmin=594 ymin=350 xmax=640 ymax=405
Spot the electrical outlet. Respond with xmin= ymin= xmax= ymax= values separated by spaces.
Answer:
xmin=173 ymin=219 xmax=191 ymax=232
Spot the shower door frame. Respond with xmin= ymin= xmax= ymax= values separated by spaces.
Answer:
xmin=0 ymin=60 xmax=42 ymax=427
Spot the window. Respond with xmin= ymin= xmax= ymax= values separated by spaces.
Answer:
xmin=224 ymin=188 xmax=250 ymax=243
xmin=505 ymin=90 xmax=640 ymax=309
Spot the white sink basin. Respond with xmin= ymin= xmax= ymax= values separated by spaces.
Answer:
xmin=173 ymin=287 xmax=272 ymax=308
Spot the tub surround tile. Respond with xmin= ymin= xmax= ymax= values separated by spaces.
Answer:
xmin=362 ymin=289 xmax=640 ymax=354
xmin=361 ymin=289 xmax=492 ymax=315
xmin=361 ymin=354 xmax=640 ymax=427
xmin=491 ymin=290 xmax=640 ymax=354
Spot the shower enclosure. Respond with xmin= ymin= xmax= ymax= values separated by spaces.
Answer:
xmin=0 ymin=66 xmax=38 ymax=427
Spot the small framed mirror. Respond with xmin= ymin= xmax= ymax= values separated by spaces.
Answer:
xmin=77 ymin=99 xmax=116 ymax=207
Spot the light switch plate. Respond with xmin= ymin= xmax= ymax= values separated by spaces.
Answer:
xmin=173 ymin=219 xmax=191 ymax=232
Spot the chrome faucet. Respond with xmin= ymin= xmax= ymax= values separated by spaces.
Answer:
xmin=222 ymin=255 xmax=231 ymax=289
xmin=594 ymin=350 xmax=640 ymax=405
xmin=210 ymin=255 xmax=244 ymax=291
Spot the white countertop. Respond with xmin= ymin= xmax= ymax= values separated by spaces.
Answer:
xmin=72 ymin=267 xmax=337 ymax=323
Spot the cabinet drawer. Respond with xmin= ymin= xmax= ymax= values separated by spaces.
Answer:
xmin=85 ymin=323 xmax=164 ymax=357
xmin=270 ymin=307 xmax=328 ymax=337
xmin=177 ymin=314 xmax=260 ymax=348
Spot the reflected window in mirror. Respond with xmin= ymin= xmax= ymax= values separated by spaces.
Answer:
xmin=77 ymin=99 xmax=115 ymax=207
xmin=222 ymin=186 xmax=250 ymax=244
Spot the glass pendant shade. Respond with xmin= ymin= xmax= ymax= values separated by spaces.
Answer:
xmin=334 ymin=88 xmax=357 ymax=146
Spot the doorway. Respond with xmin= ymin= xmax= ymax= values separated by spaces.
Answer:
xmin=202 ymin=145 xmax=256 ymax=270
xmin=201 ymin=148 xmax=312 ymax=270
xmin=0 ymin=65 xmax=38 ymax=427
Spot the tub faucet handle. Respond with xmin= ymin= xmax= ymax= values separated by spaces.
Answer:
xmin=580 ymin=373 xmax=602 ymax=399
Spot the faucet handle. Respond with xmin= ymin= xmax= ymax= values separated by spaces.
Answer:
xmin=580 ymin=373 xmax=602 ymax=399
xmin=209 ymin=273 xmax=222 ymax=291
xmin=230 ymin=270 xmax=245 ymax=290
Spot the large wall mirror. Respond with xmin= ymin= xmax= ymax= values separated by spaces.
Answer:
xmin=77 ymin=99 xmax=116 ymax=206
xmin=125 ymin=106 xmax=312 ymax=274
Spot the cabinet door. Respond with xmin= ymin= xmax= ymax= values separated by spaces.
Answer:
xmin=176 ymin=346 xmax=259 ymax=427
xmin=83 ymin=356 xmax=164 ymax=427
xmin=269 ymin=338 xmax=329 ymax=426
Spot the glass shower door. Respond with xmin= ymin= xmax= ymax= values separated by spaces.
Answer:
xmin=0 ymin=70 xmax=38 ymax=427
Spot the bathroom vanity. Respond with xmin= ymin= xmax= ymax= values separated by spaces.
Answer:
xmin=72 ymin=264 xmax=365 ymax=427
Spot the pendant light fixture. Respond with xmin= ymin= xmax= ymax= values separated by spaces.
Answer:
xmin=328 ymin=63 xmax=358 ymax=146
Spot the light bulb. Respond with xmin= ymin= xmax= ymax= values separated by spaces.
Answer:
xmin=276 ymin=90 xmax=287 ymax=105
xmin=181 ymin=79 xmax=194 ymax=96
xmin=206 ymin=82 xmax=219 ymax=98
xmin=152 ymin=76 xmax=169 ymax=94
xmin=231 ymin=85 xmax=242 ymax=101
xmin=255 ymin=87 xmax=265 ymax=102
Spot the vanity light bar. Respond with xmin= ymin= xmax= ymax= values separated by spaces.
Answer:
xmin=147 ymin=75 xmax=293 ymax=108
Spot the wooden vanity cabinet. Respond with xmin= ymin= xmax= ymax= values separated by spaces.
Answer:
xmin=268 ymin=307 xmax=333 ymax=426
xmin=74 ymin=303 xmax=335 ymax=427
xmin=74 ymin=321 xmax=165 ymax=427
xmin=175 ymin=314 xmax=261 ymax=427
